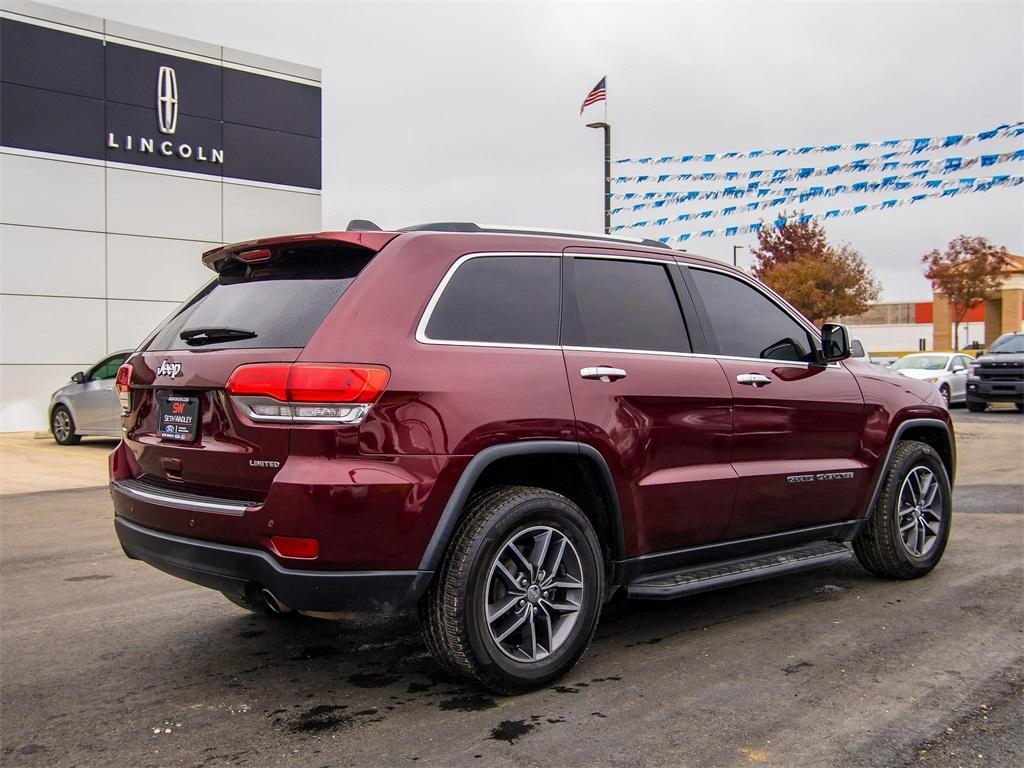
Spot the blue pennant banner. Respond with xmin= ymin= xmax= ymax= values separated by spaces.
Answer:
xmin=612 ymin=150 xmax=1024 ymax=185
xmin=639 ymin=176 xmax=1024 ymax=243
xmin=610 ymin=174 xmax=1014 ymax=216
xmin=615 ymin=122 xmax=1023 ymax=165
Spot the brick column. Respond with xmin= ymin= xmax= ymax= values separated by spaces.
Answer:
xmin=1001 ymin=288 xmax=1024 ymax=336
xmin=984 ymin=298 xmax=1003 ymax=346
xmin=932 ymin=292 xmax=952 ymax=350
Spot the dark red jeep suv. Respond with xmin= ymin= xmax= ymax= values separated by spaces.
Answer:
xmin=111 ymin=223 xmax=955 ymax=692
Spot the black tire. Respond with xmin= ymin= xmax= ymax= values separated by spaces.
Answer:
xmin=853 ymin=440 xmax=951 ymax=579
xmin=966 ymin=399 xmax=987 ymax=413
xmin=938 ymin=385 xmax=950 ymax=409
xmin=419 ymin=486 xmax=604 ymax=694
xmin=1016 ymin=402 xmax=1023 ymax=413
xmin=51 ymin=405 xmax=80 ymax=445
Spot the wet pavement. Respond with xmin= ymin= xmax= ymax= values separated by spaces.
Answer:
xmin=1 ymin=408 xmax=1020 ymax=767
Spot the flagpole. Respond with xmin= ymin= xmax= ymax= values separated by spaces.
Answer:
xmin=585 ymin=76 xmax=611 ymax=234
xmin=602 ymin=123 xmax=611 ymax=234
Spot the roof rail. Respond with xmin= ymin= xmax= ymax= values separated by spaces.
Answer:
xmin=397 ymin=222 xmax=673 ymax=250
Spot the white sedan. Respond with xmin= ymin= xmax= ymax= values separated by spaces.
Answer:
xmin=889 ymin=352 xmax=974 ymax=407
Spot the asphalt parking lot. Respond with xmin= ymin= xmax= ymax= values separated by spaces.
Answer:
xmin=1 ymin=407 xmax=1021 ymax=768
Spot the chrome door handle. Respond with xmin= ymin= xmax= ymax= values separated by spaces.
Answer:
xmin=580 ymin=366 xmax=627 ymax=382
xmin=736 ymin=373 xmax=772 ymax=387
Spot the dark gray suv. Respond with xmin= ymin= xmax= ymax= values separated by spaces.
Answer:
xmin=966 ymin=333 xmax=1024 ymax=412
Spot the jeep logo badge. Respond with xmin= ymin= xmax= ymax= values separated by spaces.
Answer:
xmin=156 ymin=360 xmax=182 ymax=378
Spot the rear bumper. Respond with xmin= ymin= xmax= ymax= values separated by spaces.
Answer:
xmin=114 ymin=516 xmax=433 ymax=614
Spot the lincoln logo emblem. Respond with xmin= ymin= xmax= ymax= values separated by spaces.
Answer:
xmin=157 ymin=66 xmax=178 ymax=135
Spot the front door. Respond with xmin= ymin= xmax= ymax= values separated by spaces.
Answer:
xmin=75 ymin=353 xmax=126 ymax=432
xmin=684 ymin=266 xmax=868 ymax=539
xmin=561 ymin=250 xmax=735 ymax=558
xmin=950 ymin=354 xmax=972 ymax=401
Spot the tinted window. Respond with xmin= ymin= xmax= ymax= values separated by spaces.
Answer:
xmin=425 ymin=256 xmax=560 ymax=345
xmin=850 ymin=340 xmax=866 ymax=358
xmin=690 ymin=269 xmax=814 ymax=362
xmin=89 ymin=353 xmax=128 ymax=380
xmin=147 ymin=247 xmax=373 ymax=351
xmin=566 ymin=258 xmax=690 ymax=353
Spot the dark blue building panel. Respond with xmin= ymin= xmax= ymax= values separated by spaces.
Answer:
xmin=223 ymin=68 xmax=321 ymax=138
xmin=0 ymin=17 xmax=321 ymax=189
xmin=0 ymin=19 xmax=104 ymax=99
xmin=223 ymin=123 xmax=321 ymax=188
xmin=0 ymin=82 xmax=105 ymax=160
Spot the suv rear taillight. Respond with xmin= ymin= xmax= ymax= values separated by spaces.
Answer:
xmin=225 ymin=363 xmax=389 ymax=424
xmin=115 ymin=363 xmax=133 ymax=416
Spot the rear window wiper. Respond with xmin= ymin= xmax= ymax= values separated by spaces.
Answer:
xmin=180 ymin=327 xmax=258 ymax=346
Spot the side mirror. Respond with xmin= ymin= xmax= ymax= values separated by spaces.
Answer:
xmin=952 ymin=364 xmax=966 ymax=373
xmin=817 ymin=323 xmax=851 ymax=363
xmin=71 ymin=371 xmax=85 ymax=384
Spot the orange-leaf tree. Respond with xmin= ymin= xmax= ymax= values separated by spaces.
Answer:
xmin=751 ymin=214 xmax=880 ymax=325
xmin=921 ymin=235 xmax=1009 ymax=350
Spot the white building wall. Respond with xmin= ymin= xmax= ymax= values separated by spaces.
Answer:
xmin=847 ymin=322 xmax=987 ymax=354
xmin=0 ymin=155 xmax=321 ymax=432
xmin=0 ymin=2 xmax=322 ymax=432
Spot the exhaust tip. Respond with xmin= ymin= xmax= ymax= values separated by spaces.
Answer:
xmin=260 ymin=587 xmax=291 ymax=614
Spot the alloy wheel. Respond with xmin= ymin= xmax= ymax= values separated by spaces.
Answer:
xmin=897 ymin=466 xmax=942 ymax=557
xmin=484 ymin=525 xmax=584 ymax=662
xmin=53 ymin=409 xmax=72 ymax=442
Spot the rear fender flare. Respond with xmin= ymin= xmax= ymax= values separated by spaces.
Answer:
xmin=417 ymin=441 xmax=624 ymax=573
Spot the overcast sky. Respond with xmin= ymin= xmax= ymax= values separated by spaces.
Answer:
xmin=56 ymin=0 xmax=1024 ymax=301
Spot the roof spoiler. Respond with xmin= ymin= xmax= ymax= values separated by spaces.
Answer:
xmin=201 ymin=231 xmax=400 ymax=272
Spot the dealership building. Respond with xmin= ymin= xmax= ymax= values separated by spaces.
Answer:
xmin=0 ymin=0 xmax=323 ymax=431
xmin=841 ymin=255 xmax=1024 ymax=356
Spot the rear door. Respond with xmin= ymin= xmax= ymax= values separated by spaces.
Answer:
xmin=122 ymin=241 xmax=379 ymax=500
xmin=561 ymin=249 xmax=735 ymax=557
xmin=683 ymin=265 xmax=868 ymax=539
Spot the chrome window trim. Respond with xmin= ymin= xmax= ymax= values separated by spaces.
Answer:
xmin=562 ymin=345 xmax=838 ymax=369
xmin=562 ymin=344 xmax=694 ymax=359
xmin=415 ymin=251 xmax=565 ymax=349
xmin=415 ymin=251 xmax=839 ymax=368
xmin=684 ymin=263 xmax=825 ymax=346
xmin=563 ymin=252 xmax=676 ymax=265
xmin=416 ymin=250 xmax=679 ymax=350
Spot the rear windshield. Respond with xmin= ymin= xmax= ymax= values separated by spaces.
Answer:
xmin=146 ymin=246 xmax=373 ymax=351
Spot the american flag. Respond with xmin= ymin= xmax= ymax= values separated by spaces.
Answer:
xmin=579 ymin=77 xmax=606 ymax=114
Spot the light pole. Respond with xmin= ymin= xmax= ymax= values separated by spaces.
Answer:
xmin=732 ymin=245 xmax=744 ymax=267
xmin=587 ymin=121 xmax=611 ymax=235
